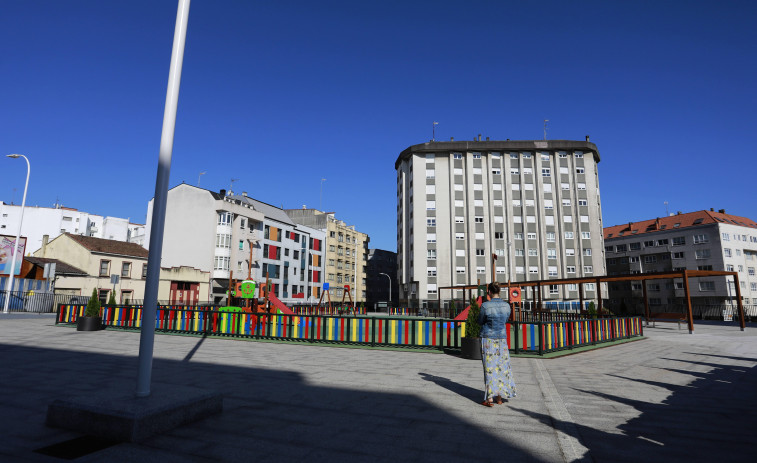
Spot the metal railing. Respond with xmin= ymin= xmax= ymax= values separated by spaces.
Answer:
xmin=55 ymin=304 xmax=643 ymax=355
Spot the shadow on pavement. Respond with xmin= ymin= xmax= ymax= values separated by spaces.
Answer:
xmin=512 ymin=355 xmax=757 ymax=462
xmin=0 ymin=343 xmax=548 ymax=462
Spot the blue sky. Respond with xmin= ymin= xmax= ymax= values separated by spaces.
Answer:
xmin=2 ymin=0 xmax=756 ymax=251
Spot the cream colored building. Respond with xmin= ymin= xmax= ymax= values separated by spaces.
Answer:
xmin=34 ymin=233 xmax=210 ymax=304
xmin=285 ymin=208 xmax=370 ymax=303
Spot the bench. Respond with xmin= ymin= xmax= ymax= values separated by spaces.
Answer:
xmin=648 ymin=312 xmax=687 ymax=329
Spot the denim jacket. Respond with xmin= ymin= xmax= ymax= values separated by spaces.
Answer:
xmin=477 ymin=298 xmax=511 ymax=339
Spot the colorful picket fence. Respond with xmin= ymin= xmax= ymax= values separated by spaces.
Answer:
xmin=56 ymin=304 xmax=643 ymax=354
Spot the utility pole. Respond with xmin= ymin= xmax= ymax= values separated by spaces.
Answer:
xmin=432 ymin=121 xmax=438 ymax=141
xmin=543 ymin=119 xmax=549 ymax=141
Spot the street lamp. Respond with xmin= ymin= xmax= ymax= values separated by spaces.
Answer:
xmin=378 ymin=272 xmax=392 ymax=308
xmin=3 ymin=154 xmax=30 ymax=314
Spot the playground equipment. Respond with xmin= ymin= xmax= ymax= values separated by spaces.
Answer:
xmin=316 ymin=283 xmax=357 ymax=316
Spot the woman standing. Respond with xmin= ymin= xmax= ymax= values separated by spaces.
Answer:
xmin=477 ymin=282 xmax=517 ymax=406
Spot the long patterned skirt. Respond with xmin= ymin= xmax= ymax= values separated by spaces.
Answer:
xmin=481 ymin=337 xmax=517 ymax=401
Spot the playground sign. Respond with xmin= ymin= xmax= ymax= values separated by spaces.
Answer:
xmin=0 ymin=235 xmax=26 ymax=276
xmin=231 ymin=280 xmax=257 ymax=299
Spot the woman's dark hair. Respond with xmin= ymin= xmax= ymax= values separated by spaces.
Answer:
xmin=487 ymin=282 xmax=500 ymax=295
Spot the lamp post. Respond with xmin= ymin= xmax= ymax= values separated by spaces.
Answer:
xmin=3 ymin=154 xmax=30 ymax=314
xmin=378 ymin=272 xmax=391 ymax=308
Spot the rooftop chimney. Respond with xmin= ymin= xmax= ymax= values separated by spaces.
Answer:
xmin=302 ymin=205 xmax=307 ymax=209
xmin=41 ymin=235 xmax=49 ymax=257
xmin=586 ymin=135 xmax=590 ymax=142
xmin=486 ymin=136 xmax=490 ymax=141
xmin=242 ymin=191 xmax=248 ymax=197
xmin=220 ymin=189 xmax=226 ymax=197
xmin=478 ymin=134 xmax=482 ymax=141
xmin=450 ymin=137 xmax=454 ymax=141
xmin=710 ymin=208 xmax=714 ymax=211
xmin=719 ymin=209 xmax=725 ymax=213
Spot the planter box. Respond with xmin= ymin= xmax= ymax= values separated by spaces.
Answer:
xmin=77 ymin=316 xmax=103 ymax=331
xmin=461 ymin=336 xmax=481 ymax=360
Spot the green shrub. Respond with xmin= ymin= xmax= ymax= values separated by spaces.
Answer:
xmin=85 ymin=288 xmax=101 ymax=317
xmin=464 ymin=297 xmax=481 ymax=338
xmin=107 ymin=290 xmax=116 ymax=305
xmin=587 ymin=301 xmax=597 ymax=318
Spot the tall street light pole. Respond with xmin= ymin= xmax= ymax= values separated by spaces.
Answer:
xmin=378 ymin=272 xmax=391 ymax=308
xmin=3 ymin=154 xmax=30 ymax=314
xmin=136 ymin=0 xmax=191 ymax=398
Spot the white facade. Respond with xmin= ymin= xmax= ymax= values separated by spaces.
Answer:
xmin=0 ymin=201 xmax=145 ymax=254
xmin=604 ymin=210 xmax=757 ymax=306
xmin=396 ymin=140 xmax=606 ymax=306
xmin=145 ymin=185 xmax=326 ymax=305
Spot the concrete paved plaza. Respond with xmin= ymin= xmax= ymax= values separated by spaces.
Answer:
xmin=1 ymin=314 xmax=755 ymax=462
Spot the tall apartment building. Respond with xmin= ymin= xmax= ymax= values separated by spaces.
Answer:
xmin=0 ymin=201 xmax=146 ymax=253
xmin=285 ymin=208 xmax=369 ymax=303
xmin=145 ymin=185 xmax=325 ymax=305
xmin=396 ymin=139 xmax=605 ymax=307
xmin=604 ymin=209 xmax=757 ymax=307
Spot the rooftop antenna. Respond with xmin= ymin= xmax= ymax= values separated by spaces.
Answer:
xmin=664 ymin=201 xmax=669 ymax=216
xmin=197 ymin=171 xmax=206 ymax=187
xmin=543 ymin=119 xmax=549 ymax=141
xmin=229 ymin=178 xmax=239 ymax=194
xmin=432 ymin=121 xmax=439 ymax=141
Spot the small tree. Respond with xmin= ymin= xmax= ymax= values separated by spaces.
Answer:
xmin=464 ymin=297 xmax=482 ymax=338
xmin=107 ymin=290 xmax=117 ymax=305
xmin=587 ymin=301 xmax=597 ymax=318
xmin=85 ymin=288 xmax=101 ymax=317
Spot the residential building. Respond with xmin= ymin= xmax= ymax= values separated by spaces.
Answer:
xmin=366 ymin=248 xmax=398 ymax=309
xmin=604 ymin=209 xmax=757 ymax=308
xmin=0 ymin=201 xmax=146 ymax=253
xmin=285 ymin=208 xmax=369 ymax=303
xmin=146 ymin=185 xmax=325 ymax=305
xmin=396 ymin=138 xmax=605 ymax=307
xmin=32 ymin=233 xmax=210 ymax=304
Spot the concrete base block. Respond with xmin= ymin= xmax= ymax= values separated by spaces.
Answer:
xmin=46 ymin=383 xmax=223 ymax=442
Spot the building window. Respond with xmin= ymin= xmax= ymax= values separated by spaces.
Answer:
xmin=695 ymin=249 xmax=711 ymax=259
xmin=566 ymin=266 xmax=576 ymax=273
xmin=644 ymin=255 xmax=657 ymax=263
xmin=581 ymin=232 xmax=591 ymax=239
xmin=218 ymin=212 xmax=232 ymax=225
xmin=583 ymin=248 xmax=592 ymax=256
xmin=476 ymin=249 xmax=485 ymax=256
xmin=542 ymin=168 xmax=551 ymax=177
xmin=453 ymin=153 xmax=462 ymax=159
xmin=528 ymin=248 xmax=538 ymax=256
xmin=547 ymin=249 xmax=556 ymax=260
xmin=576 ymin=167 xmax=585 ymax=174
xmin=693 ymin=234 xmax=708 ymax=244
xmin=99 ymin=260 xmax=110 ymax=277
xmin=427 ymin=234 xmax=436 ymax=243
xmin=121 ymin=262 xmax=131 ymax=278
xmin=629 ymin=242 xmax=640 ymax=250
xmin=427 ymin=249 xmax=436 ymax=259
xmin=428 ymin=267 xmax=437 ymax=277
xmin=724 ymin=248 xmax=732 ymax=257
xmin=565 ymin=249 xmax=575 ymax=256
xmin=549 ymin=284 xmax=559 ymax=294
xmin=673 ymin=252 xmax=685 ymax=259
xmin=546 ymin=232 xmax=555 ymax=242
xmin=514 ymin=233 xmax=524 ymax=240
xmin=584 ymin=265 xmax=593 ymax=273
xmin=142 ymin=263 xmax=148 ymax=279
xmin=529 ymin=266 xmax=538 ymax=274
xmin=514 ymin=249 xmax=524 ymax=257
xmin=699 ymin=281 xmax=716 ymax=291
xmin=426 ymin=201 xmax=436 ymax=210
xmin=456 ymin=267 xmax=466 ymax=274
xmin=475 ymin=217 xmax=484 ymax=223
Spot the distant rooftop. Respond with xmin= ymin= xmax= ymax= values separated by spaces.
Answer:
xmin=604 ymin=210 xmax=757 ymax=239
xmin=65 ymin=233 xmax=149 ymax=258
xmin=396 ymin=139 xmax=599 ymax=169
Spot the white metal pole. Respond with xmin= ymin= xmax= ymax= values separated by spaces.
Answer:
xmin=3 ymin=154 xmax=30 ymax=314
xmin=379 ymin=272 xmax=391 ymax=307
xmin=136 ymin=0 xmax=190 ymax=398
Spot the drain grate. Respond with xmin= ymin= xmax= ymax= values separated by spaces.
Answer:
xmin=34 ymin=435 xmax=118 ymax=460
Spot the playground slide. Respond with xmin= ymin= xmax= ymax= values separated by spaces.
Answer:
xmin=266 ymin=293 xmax=295 ymax=315
xmin=454 ymin=296 xmax=484 ymax=320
